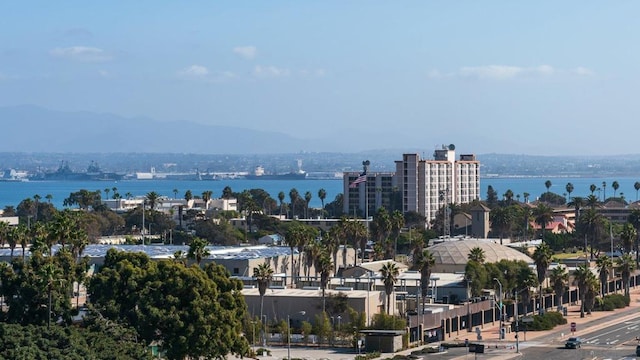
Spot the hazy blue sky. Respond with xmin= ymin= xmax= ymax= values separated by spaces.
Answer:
xmin=1 ymin=1 xmax=639 ymax=155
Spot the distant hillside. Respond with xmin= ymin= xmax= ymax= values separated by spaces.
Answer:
xmin=0 ymin=105 xmax=328 ymax=154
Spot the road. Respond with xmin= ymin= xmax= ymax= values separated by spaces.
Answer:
xmin=516 ymin=316 xmax=640 ymax=359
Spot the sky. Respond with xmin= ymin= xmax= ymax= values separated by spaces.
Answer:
xmin=1 ymin=1 xmax=640 ymax=155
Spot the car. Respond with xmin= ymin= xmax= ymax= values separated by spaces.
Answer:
xmin=636 ymin=344 xmax=640 ymax=356
xmin=565 ymin=337 xmax=583 ymax=349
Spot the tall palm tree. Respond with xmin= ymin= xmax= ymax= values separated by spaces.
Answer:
xmin=567 ymin=196 xmax=584 ymax=227
xmin=380 ymin=262 xmax=399 ymax=314
xmin=253 ymin=262 xmax=274 ymax=341
xmin=285 ymin=223 xmax=305 ymax=285
xmin=145 ymin=191 xmax=160 ymax=210
xmin=390 ymin=210 xmax=404 ymax=258
xmin=595 ymin=255 xmax=613 ymax=296
xmin=490 ymin=207 xmax=513 ymax=245
xmin=581 ymin=208 xmax=602 ymax=260
xmin=573 ymin=264 xmax=591 ymax=318
xmin=318 ymin=188 xmax=327 ymax=215
xmin=565 ymin=183 xmax=574 ymax=202
xmin=620 ymin=223 xmax=637 ymax=255
xmin=468 ymin=247 xmax=486 ymax=263
xmin=187 ymin=237 xmax=210 ymax=265
xmin=104 ymin=188 xmax=110 ymax=200
xmin=278 ymin=191 xmax=285 ymax=216
xmin=289 ymin=188 xmax=300 ymax=219
xmin=516 ymin=266 xmax=538 ymax=316
xmin=616 ymin=253 xmax=635 ymax=298
xmin=45 ymin=194 xmax=53 ymax=203
xmin=415 ymin=249 xmax=435 ymax=314
xmin=635 ymin=182 xmax=640 ymax=201
xmin=523 ymin=192 xmax=530 ymax=204
xmin=589 ymin=184 xmax=597 ymax=195
xmin=317 ymin=250 xmax=334 ymax=313
xmin=628 ymin=209 xmax=640 ymax=266
xmin=533 ymin=243 xmax=553 ymax=314
xmin=304 ymin=191 xmax=312 ymax=219
xmin=602 ymin=181 xmax=607 ymax=201
xmin=173 ymin=188 xmax=179 ymax=199
xmin=533 ymin=203 xmax=554 ymax=241
xmin=544 ymin=180 xmax=552 ymax=193
xmin=549 ymin=266 xmax=569 ymax=310
xmin=612 ymin=181 xmax=620 ymax=198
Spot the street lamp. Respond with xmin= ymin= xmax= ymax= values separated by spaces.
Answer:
xmin=493 ymin=278 xmax=503 ymax=340
xmin=288 ymin=311 xmax=305 ymax=360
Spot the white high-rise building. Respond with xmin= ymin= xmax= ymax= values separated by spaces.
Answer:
xmin=395 ymin=144 xmax=480 ymax=226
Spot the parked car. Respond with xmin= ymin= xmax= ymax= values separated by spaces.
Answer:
xmin=636 ymin=344 xmax=640 ymax=356
xmin=565 ymin=337 xmax=583 ymax=349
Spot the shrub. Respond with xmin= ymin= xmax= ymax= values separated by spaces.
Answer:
xmin=595 ymin=293 xmax=630 ymax=311
xmin=355 ymin=351 xmax=381 ymax=360
xmin=256 ymin=348 xmax=271 ymax=356
xmin=525 ymin=311 xmax=566 ymax=331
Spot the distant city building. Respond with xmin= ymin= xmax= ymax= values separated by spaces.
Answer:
xmin=395 ymin=144 xmax=480 ymax=225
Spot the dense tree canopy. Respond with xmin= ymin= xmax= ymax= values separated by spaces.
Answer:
xmin=89 ymin=249 xmax=250 ymax=360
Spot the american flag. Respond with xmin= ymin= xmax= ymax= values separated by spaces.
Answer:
xmin=349 ymin=173 xmax=367 ymax=188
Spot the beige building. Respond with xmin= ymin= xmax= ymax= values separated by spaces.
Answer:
xmin=342 ymin=172 xmax=398 ymax=217
xmin=395 ymin=144 xmax=480 ymax=227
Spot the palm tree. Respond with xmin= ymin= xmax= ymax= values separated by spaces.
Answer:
xmin=573 ymin=264 xmax=591 ymax=318
xmin=581 ymin=208 xmax=602 ymax=260
xmin=589 ymin=184 xmax=596 ymax=195
xmin=523 ymin=192 xmax=530 ymax=204
xmin=390 ymin=210 xmax=404 ymax=258
xmin=289 ymin=188 xmax=300 ymax=219
xmin=285 ymin=223 xmax=304 ymax=285
xmin=184 ymin=190 xmax=193 ymax=202
xmin=145 ymin=191 xmax=160 ymax=210
xmin=104 ymin=188 xmax=110 ymax=200
xmin=612 ymin=181 xmax=620 ymax=199
xmin=533 ymin=243 xmax=553 ymax=314
xmin=602 ymin=181 xmax=607 ymax=201
xmin=565 ymin=183 xmax=574 ymax=202
xmin=317 ymin=250 xmax=334 ymax=313
xmin=490 ymin=207 xmax=513 ymax=245
xmin=635 ymin=182 xmax=640 ymax=201
xmin=40 ymin=262 xmax=64 ymax=329
xmin=533 ymin=203 xmax=554 ymax=241
xmin=253 ymin=262 xmax=274 ymax=341
xmin=45 ymin=194 xmax=53 ymax=203
xmin=304 ymin=191 xmax=312 ymax=218
xmin=318 ymin=188 xmax=327 ymax=215
xmin=616 ymin=253 xmax=635 ymax=298
xmin=415 ymin=249 xmax=435 ymax=314
xmin=516 ymin=266 xmax=538 ymax=316
xmin=379 ymin=262 xmax=399 ymax=314
xmin=567 ymin=196 xmax=584 ymax=227
xmin=544 ymin=180 xmax=552 ymax=193
xmin=620 ymin=223 xmax=637 ymax=255
xmin=549 ymin=266 xmax=568 ymax=310
xmin=595 ymin=255 xmax=613 ymax=296
xmin=278 ymin=191 xmax=285 ymax=216
xmin=468 ymin=247 xmax=485 ymax=263
xmin=628 ymin=209 xmax=640 ymax=266
xmin=187 ymin=237 xmax=210 ymax=265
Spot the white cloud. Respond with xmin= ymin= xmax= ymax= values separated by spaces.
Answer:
xmin=233 ymin=46 xmax=257 ymax=59
xmin=50 ymin=46 xmax=112 ymax=62
xmin=178 ymin=65 xmax=210 ymax=77
xmin=253 ymin=65 xmax=290 ymax=78
xmin=429 ymin=65 xmax=593 ymax=80
xmin=572 ymin=67 xmax=594 ymax=76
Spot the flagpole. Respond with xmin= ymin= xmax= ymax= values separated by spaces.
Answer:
xmin=363 ymin=160 xmax=370 ymax=264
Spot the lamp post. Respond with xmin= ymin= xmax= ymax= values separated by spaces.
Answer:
xmin=493 ymin=278 xmax=503 ymax=340
xmin=514 ymin=289 xmax=519 ymax=353
xmin=288 ymin=311 xmax=305 ymax=360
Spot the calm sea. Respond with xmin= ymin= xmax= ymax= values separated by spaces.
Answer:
xmin=1 ymin=176 xmax=640 ymax=209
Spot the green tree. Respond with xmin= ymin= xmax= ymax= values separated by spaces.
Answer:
xmin=187 ymin=237 xmax=210 ymax=265
xmin=89 ymin=250 xmax=249 ymax=359
xmin=415 ymin=249 xmax=435 ymax=313
xmin=620 ymin=223 xmax=637 ymax=255
xmin=516 ymin=266 xmax=537 ymax=316
xmin=573 ymin=264 xmax=592 ymax=318
xmin=532 ymin=243 xmax=553 ymax=313
xmin=486 ymin=185 xmax=499 ymax=209
xmin=635 ymin=181 xmax=640 ymax=201
xmin=616 ymin=253 xmax=635 ymax=298
xmin=549 ymin=266 xmax=568 ymax=310
xmin=379 ymin=262 xmax=399 ymax=314
xmin=595 ymin=254 xmax=613 ymax=296
xmin=468 ymin=246 xmax=485 ymax=263
xmin=533 ymin=203 xmax=554 ymax=241
xmin=565 ymin=182 xmax=574 ymax=202
xmin=490 ymin=207 xmax=513 ymax=244
xmin=317 ymin=250 xmax=334 ymax=313
xmin=544 ymin=180 xmax=552 ymax=193
xmin=318 ymin=188 xmax=327 ymax=214
xmin=612 ymin=181 xmax=620 ymax=198
xmin=304 ymin=191 xmax=312 ymax=218
xmin=253 ymin=262 xmax=273 ymax=345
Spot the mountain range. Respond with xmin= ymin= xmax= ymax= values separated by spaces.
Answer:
xmin=0 ymin=105 xmax=332 ymax=154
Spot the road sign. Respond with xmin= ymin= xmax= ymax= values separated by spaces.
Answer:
xmin=570 ymin=322 xmax=577 ymax=332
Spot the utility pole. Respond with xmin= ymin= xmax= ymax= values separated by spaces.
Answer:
xmin=493 ymin=278 xmax=503 ymax=340
xmin=514 ymin=289 xmax=519 ymax=353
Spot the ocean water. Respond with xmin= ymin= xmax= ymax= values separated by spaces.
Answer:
xmin=1 ymin=176 xmax=640 ymax=210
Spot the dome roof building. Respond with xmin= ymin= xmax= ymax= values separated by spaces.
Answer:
xmin=427 ymin=239 xmax=533 ymax=273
